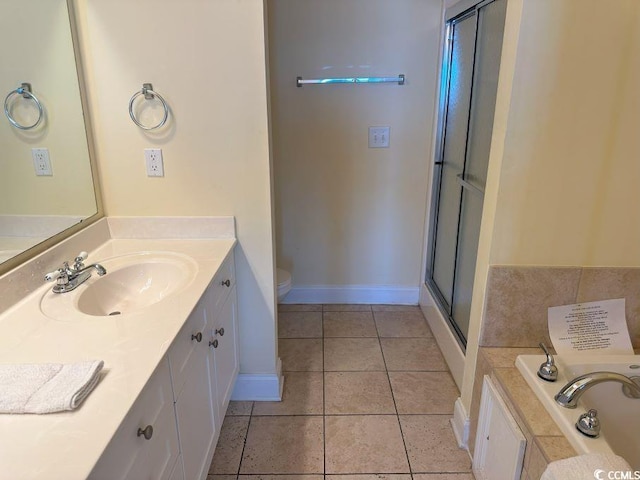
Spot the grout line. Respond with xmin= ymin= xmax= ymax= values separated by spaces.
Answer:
xmin=376 ymin=317 xmax=414 ymax=475
xmin=235 ymin=409 xmax=253 ymax=477
xmin=322 ymin=309 xmax=327 ymax=476
xmin=246 ymin=412 xmax=454 ymax=417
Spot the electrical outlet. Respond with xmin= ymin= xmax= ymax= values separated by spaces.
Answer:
xmin=144 ymin=148 xmax=164 ymax=177
xmin=368 ymin=126 xmax=390 ymax=148
xmin=32 ymin=148 xmax=53 ymax=176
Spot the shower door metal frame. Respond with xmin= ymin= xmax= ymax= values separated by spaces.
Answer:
xmin=425 ymin=0 xmax=497 ymax=349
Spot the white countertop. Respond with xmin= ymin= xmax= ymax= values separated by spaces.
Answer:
xmin=0 ymin=220 xmax=236 ymax=479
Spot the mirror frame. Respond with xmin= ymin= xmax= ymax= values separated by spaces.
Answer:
xmin=0 ymin=0 xmax=104 ymax=276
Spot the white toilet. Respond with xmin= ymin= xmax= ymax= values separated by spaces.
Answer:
xmin=276 ymin=268 xmax=292 ymax=303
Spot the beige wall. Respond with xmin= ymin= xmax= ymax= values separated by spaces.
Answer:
xmin=0 ymin=0 xmax=95 ymax=216
xmin=460 ymin=0 xmax=640 ymax=412
xmin=269 ymin=0 xmax=442 ymax=287
xmin=489 ymin=0 xmax=640 ymax=267
xmin=74 ymin=0 xmax=278 ymax=375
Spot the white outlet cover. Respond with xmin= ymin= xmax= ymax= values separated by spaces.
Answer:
xmin=32 ymin=148 xmax=53 ymax=176
xmin=144 ymin=148 xmax=164 ymax=177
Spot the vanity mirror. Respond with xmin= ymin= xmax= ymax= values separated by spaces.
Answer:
xmin=0 ymin=0 xmax=100 ymax=273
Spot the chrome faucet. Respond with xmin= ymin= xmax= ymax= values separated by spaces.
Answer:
xmin=537 ymin=342 xmax=558 ymax=382
xmin=555 ymin=371 xmax=640 ymax=408
xmin=45 ymin=251 xmax=107 ymax=293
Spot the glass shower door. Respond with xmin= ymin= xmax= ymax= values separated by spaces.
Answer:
xmin=426 ymin=0 xmax=506 ymax=348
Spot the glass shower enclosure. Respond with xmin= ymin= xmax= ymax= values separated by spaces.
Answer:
xmin=425 ymin=0 xmax=506 ymax=348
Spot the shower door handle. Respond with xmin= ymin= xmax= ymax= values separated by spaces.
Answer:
xmin=456 ymin=174 xmax=484 ymax=196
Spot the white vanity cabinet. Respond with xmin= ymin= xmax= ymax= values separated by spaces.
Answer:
xmin=171 ymin=294 xmax=218 ymax=480
xmin=89 ymin=359 xmax=180 ymax=480
xmin=208 ymin=256 xmax=239 ymax=422
xmin=90 ymin=251 xmax=239 ymax=480
xmin=171 ymin=251 xmax=238 ymax=480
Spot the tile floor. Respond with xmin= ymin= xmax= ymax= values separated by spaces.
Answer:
xmin=208 ymin=304 xmax=474 ymax=479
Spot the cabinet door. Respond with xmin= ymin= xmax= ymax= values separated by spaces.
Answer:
xmin=168 ymin=456 xmax=185 ymax=480
xmin=211 ymin=285 xmax=239 ymax=420
xmin=174 ymin=342 xmax=217 ymax=480
xmin=473 ymin=376 xmax=526 ymax=480
xmin=168 ymin=296 xmax=209 ymax=400
xmin=89 ymin=360 xmax=179 ymax=480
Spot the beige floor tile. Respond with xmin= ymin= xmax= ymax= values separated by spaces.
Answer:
xmin=374 ymin=311 xmax=433 ymax=337
xmin=372 ymin=305 xmax=422 ymax=313
xmin=279 ymin=312 xmax=323 ymax=338
xmin=208 ymin=475 xmax=237 ymax=480
xmin=323 ymin=311 xmax=377 ymax=337
xmin=226 ymin=401 xmax=253 ymax=416
xmin=240 ymin=416 xmax=324 ymax=474
xmin=239 ymin=476 xmax=323 ymax=480
xmin=325 ymin=372 xmax=395 ymax=414
xmin=400 ymin=415 xmax=471 ymax=473
xmin=327 ymin=476 xmax=411 ymax=480
xmin=279 ymin=304 xmax=323 ymax=312
xmin=389 ymin=372 xmax=458 ymax=414
xmin=280 ymin=339 xmax=323 ymax=372
xmin=325 ymin=416 xmax=410 ymax=473
xmin=209 ymin=416 xmax=250 ymax=474
xmin=413 ymin=475 xmax=475 ymax=480
xmin=324 ymin=304 xmax=372 ymax=312
xmin=324 ymin=338 xmax=385 ymax=371
xmin=253 ymin=372 xmax=323 ymax=415
xmin=381 ymin=338 xmax=448 ymax=371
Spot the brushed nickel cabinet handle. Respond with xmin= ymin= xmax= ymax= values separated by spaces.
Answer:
xmin=137 ymin=425 xmax=153 ymax=440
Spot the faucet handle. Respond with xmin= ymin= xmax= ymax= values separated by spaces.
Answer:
xmin=537 ymin=342 xmax=558 ymax=382
xmin=44 ymin=269 xmax=62 ymax=282
xmin=576 ymin=409 xmax=600 ymax=438
xmin=73 ymin=251 xmax=88 ymax=270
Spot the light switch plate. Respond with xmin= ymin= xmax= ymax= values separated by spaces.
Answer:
xmin=368 ymin=126 xmax=390 ymax=148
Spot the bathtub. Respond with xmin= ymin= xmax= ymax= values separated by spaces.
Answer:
xmin=516 ymin=354 xmax=640 ymax=469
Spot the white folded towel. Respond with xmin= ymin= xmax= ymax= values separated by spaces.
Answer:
xmin=0 ymin=360 xmax=104 ymax=414
xmin=541 ymin=453 xmax=632 ymax=480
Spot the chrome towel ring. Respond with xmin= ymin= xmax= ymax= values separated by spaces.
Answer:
xmin=129 ymin=83 xmax=169 ymax=130
xmin=4 ymin=83 xmax=44 ymax=130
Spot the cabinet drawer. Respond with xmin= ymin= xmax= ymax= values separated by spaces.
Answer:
xmin=168 ymin=296 xmax=208 ymax=399
xmin=209 ymin=252 xmax=235 ymax=313
xmin=90 ymin=359 xmax=179 ymax=480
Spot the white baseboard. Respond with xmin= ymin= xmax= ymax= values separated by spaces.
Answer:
xmin=451 ymin=397 xmax=471 ymax=450
xmin=282 ymin=285 xmax=420 ymax=305
xmin=231 ymin=357 xmax=284 ymax=401
xmin=419 ymin=284 xmax=465 ymax=389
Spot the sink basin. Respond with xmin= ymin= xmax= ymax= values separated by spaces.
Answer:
xmin=41 ymin=252 xmax=198 ymax=319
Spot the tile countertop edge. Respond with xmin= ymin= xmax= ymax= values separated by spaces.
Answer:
xmin=0 ymin=216 xmax=237 ymax=479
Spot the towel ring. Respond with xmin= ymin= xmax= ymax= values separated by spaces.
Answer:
xmin=4 ymin=83 xmax=44 ymax=130
xmin=128 ymin=83 xmax=169 ymax=130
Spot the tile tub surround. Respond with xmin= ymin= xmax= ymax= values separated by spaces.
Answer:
xmin=207 ymin=304 xmax=472 ymax=478
xmin=469 ymin=348 xmax=577 ymax=480
xmin=0 ymin=216 xmax=237 ymax=479
xmin=480 ymin=265 xmax=640 ymax=348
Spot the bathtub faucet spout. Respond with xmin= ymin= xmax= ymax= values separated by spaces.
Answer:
xmin=555 ymin=371 xmax=640 ymax=408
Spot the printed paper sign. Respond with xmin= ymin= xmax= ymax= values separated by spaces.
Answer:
xmin=548 ymin=298 xmax=633 ymax=355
